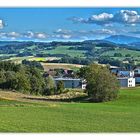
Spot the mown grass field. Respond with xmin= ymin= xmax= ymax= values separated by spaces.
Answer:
xmin=0 ymin=87 xmax=140 ymax=132
xmin=102 ymin=48 xmax=140 ymax=57
xmin=42 ymin=62 xmax=83 ymax=71
xmin=45 ymin=46 xmax=86 ymax=57
xmin=5 ymin=56 xmax=61 ymax=63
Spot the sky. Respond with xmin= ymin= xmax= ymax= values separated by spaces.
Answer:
xmin=0 ymin=8 xmax=140 ymax=41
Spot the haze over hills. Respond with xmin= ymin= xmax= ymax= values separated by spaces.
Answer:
xmin=104 ymin=35 xmax=140 ymax=44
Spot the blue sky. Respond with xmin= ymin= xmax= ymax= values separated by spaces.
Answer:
xmin=0 ymin=8 xmax=140 ymax=41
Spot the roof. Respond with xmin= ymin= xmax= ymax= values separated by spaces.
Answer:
xmin=117 ymin=77 xmax=135 ymax=80
xmin=54 ymin=77 xmax=81 ymax=81
xmin=134 ymin=67 xmax=140 ymax=70
xmin=110 ymin=66 xmax=120 ymax=69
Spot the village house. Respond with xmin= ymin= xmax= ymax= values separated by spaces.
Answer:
xmin=109 ymin=66 xmax=136 ymax=87
xmin=116 ymin=70 xmax=135 ymax=87
xmin=117 ymin=77 xmax=135 ymax=87
xmin=54 ymin=77 xmax=86 ymax=89
xmin=117 ymin=70 xmax=134 ymax=77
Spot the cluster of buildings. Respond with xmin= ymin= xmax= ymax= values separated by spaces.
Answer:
xmin=110 ymin=66 xmax=140 ymax=88
xmin=45 ymin=66 xmax=140 ymax=90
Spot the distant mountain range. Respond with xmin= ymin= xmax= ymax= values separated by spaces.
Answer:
xmin=104 ymin=35 xmax=140 ymax=44
xmin=0 ymin=35 xmax=140 ymax=50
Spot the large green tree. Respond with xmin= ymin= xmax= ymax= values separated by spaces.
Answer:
xmin=56 ymin=80 xmax=64 ymax=94
xmin=79 ymin=64 xmax=120 ymax=102
xmin=45 ymin=75 xmax=56 ymax=95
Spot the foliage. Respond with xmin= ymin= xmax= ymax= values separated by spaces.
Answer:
xmin=44 ymin=75 xmax=56 ymax=95
xmin=22 ymin=59 xmax=44 ymax=70
xmin=56 ymin=80 xmax=64 ymax=94
xmin=125 ymin=54 xmax=131 ymax=57
xmin=0 ymin=61 xmax=46 ymax=95
xmin=80 ymin=64 xmax=120 ymax=102
xmin=98 ymin=56 xmax=123 ymax=67
xmin=0 ymin=88 xmax=140 ymax=132
xmin=114 ymin=53 xmax=122 ymax=57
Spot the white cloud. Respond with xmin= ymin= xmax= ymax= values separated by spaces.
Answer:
xmin=113 ymin=10 xmax=140 ymax=24
xmin=52 ymin=28 xmax=117 ymax=40
xmin=0 ymin=20 xmax=4 ymax=29
xmin=23 ymin=31 xmax=48 ymax=39
xmin=62 ymin=34 xmax=71 ymax=39
xmin=7 ymin=32 xmax=20 ymax=37
xmin=54 ymin=28 xmax=72 ymax=34
xmin=89 ymin=13 xmax=113 ymax=24
xmin=35 ymin=33 xmax=47 ymax=39
xmin=91 ymin=29 xmax=116 ymax=35
xmin=23 ymin=31 xmax=34 ymax=38
xmin=70 ymin=10 xmax=140 ymax=26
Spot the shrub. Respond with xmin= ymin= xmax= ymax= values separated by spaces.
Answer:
xmin=57 ymin=80 xmax=64 ymax=94
xmin=81 ymin=64 xmax=120 ymax=102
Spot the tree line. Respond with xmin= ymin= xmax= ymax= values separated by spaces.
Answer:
xmin=0 ymin=61 xmax=64 ymax=95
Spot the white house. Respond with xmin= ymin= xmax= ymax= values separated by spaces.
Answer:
xmin=54 ymin=77 xmax=86 ymax=89
xmin=117 ymin=77 xmax=135 ymax=87
xmin=117 ymin=70 xmax=134 ymax=77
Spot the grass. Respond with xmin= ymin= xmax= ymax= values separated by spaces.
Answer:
xmin=42 ymin=62 xmax=83 ymax=71
xmin=0 ymin=88 xmax=140 ymax=132
xmin=102 ymin=48 xmax=140 ymax=57
xmin=5 ymin=56 xmax=61 ymax=63
xmin=45 ymin=46 xmax=86 ymax=57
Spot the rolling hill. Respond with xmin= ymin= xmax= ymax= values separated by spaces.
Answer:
xmin=105 ymin=35 xmax=140 ymax=44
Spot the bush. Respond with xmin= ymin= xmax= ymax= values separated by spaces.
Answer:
xmin=114 ymin=53 xmax=122 ymax=57
xmin=57 ymin=80 xmax=64 ymax=94
xmin=82 ymin=64 xmax=120 ymax=102
xmin=125 ymin=54 xmax=131 ymax=57
xmin=45 ymin=75 xmax=56 ymax=95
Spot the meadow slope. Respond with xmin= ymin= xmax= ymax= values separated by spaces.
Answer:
xmin=0 ymin=88 xmax=140 ymax=132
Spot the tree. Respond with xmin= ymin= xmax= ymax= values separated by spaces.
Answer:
xmin=13 ymin=72 xmax=31 ymax=93
xmin=0 ymin=70 xmax=6 ymax=89
xmin=28 ymin=67 xmax=45 ymax=95
xmin=4 ymin=71 xmax=17 ymax=89
xmin=125 ymin=54 xmax=131 ymax=57
xmin=114 ymin=53 xmax=122 ymax=57
xmin=81 ymin=64 xmax=119 ymax=102
xmin=57 ymin=80 xmax=64 ymax=94
xmin=45 ymin=75 xmax=56 ymax=95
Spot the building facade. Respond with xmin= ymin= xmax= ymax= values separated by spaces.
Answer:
xmin=117 ymin=77 xmax=135 ymax=87
xmin=54 ymin=77 xmax=86 ymax=89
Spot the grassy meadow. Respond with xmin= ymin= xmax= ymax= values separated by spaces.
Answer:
xmin=45 ymin=46 xmax=86 ymax=57
xmin=42 ymin=62 xmax=83 ymax=71
xmin=0 ymin=88 xmax=140 ymax=132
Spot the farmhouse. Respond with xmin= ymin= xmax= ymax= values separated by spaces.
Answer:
xmin=117 ymin=70 xmax=134 ymax=77
xmin=110 ymin=66 xmax=123 ymax=75
xmin=110 ymin=67 xmax=136 ymax=87
xmin=54 ymin=77 xmax=86 ymax=89
xmin=117 ymin=77 xmax=135 ymax=87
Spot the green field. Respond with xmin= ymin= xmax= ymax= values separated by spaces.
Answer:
xmin=45 ymin=46 xmax=86 ymax=57
xmin=0 ymin=87 xmax=140 ymax=132
xmin=42 ymin=63 xmax=83 ymax=71
xmin=102 ymin=48 xmax=140 ymax=57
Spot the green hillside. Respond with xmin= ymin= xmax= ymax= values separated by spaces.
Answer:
xmin=0 ymin=88 xmax=140 ymax=132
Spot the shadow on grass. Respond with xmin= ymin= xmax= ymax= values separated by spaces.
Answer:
xmin=23 ymin=95 xmax=92 ymax=103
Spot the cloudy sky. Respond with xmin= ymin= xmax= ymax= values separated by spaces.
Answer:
xmin=0 ymin=8 xmax=140 ymax=41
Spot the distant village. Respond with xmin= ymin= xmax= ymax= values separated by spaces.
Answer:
xmin=43 ymin=65 xmax=140 ymax=90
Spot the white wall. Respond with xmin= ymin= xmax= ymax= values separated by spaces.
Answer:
xmin=127 ymin=78 xmax=135 ymax=87
xmin=118 ymin=78 xmax=135 ymax=87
